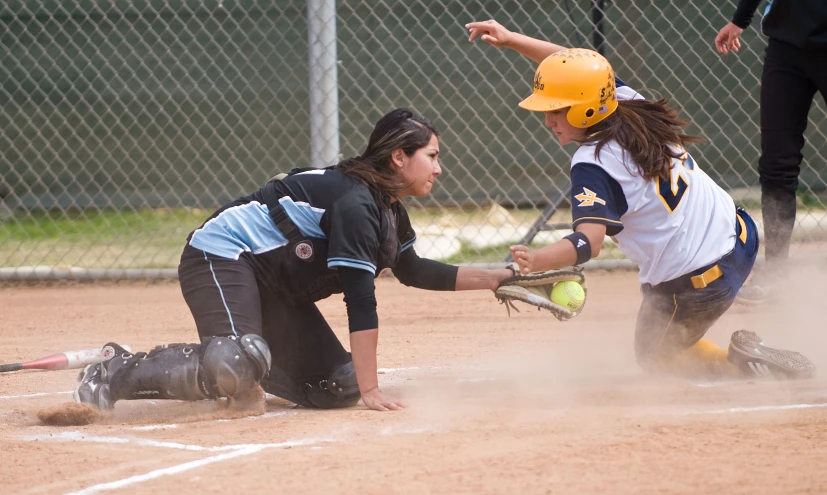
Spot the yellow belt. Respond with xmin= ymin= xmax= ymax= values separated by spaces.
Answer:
xmin=687 ymin=211 xmax=748 ymax=289
xmin=736 ymin=212 xmax=747 ymax=244
xmin=691 ymin=264 xmax=723 ymax=289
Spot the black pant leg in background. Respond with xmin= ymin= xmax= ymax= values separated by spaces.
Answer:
xmin=758 ymin=40 xmax=820 ymax=264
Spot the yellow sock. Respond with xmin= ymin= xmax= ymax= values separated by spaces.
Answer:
xmin=683 ymin=340 xmax=729 ymax=365
xmin=650 ymin=340 xmax=739 ymax=379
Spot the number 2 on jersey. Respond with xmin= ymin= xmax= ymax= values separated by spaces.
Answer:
xmin=656 ymin=152 xmax=694 ymax=213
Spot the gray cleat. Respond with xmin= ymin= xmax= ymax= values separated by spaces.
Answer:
xmin=73 ymin=362 xmax=114 ymax=410
xmin=73 ymin=342 xmax=130 ymax=410
xmin=728 ymin=330 xmax=816 ymax=379
xmin=734 ymin=283 xmax=769 ymax=305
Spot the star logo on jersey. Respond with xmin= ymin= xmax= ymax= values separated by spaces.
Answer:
xmin=574 ymin=187 xmax=606 ymax=207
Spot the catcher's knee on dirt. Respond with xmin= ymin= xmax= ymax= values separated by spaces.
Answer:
xmin=261 ymin=361 xmax=360 ymax=409
xmin=203 ymin=334 xmax=271 ymax=397
xmin=104 ymin=334 xmax=271 ymax=404
xmin=303 ymin=361 xmax=360 ymax=409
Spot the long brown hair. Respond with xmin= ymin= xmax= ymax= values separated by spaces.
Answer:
xmin=336 ymin=108 xmax=439 ymax=202
xmin=584 ymin=99 xmax=701 ymax=181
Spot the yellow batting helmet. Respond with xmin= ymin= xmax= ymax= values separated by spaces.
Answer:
xmin=519 ymin=48 xmax=618 ymax=128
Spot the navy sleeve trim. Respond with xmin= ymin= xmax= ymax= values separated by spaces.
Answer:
xmin=570 ymin=162 xmax=628 ymax=237
xmin=572 ymin=216 xmax=625 ymax=236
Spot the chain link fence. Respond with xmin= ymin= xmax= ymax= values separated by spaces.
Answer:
xmin=2 ymin=0 xmax=826 ymax=279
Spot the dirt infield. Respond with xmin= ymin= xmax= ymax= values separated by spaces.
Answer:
xmin=2 ymin=271 xmax=826 ymax=494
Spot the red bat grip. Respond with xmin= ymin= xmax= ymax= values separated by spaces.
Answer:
xmin=0 ymin=363 xmax=23 ymax=373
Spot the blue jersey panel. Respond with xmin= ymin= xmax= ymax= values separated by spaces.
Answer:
xmin=278 ymin=196 xmax=326 ymax=239
xmin=189 ymin=202 xmax=288 ymax=259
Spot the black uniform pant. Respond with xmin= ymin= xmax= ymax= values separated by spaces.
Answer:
xmin=177 ymin=244 xmax=352 ymax=386
xmin=759 ymin=39 xmax=827 ymax=264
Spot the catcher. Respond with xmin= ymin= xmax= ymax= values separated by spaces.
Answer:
xmin=74 ymin=108 xmax=514 ymax=412
xmin=470 ymin=20 xmax=816 ymax=380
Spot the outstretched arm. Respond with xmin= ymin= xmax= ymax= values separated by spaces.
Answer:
xmin=455 ymin=265 xmax=514 ymax=291
xmin=510 ymin=223 xmax=607 ymax=274
xmin=466 ymin=19 xmax=568 ymax=64
xmin=393 ymin=247 xmax=512 ymax=291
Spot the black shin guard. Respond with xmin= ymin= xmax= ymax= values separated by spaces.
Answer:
xmin=103 ymin=334 xmax=272 ymax=404
xmin=103 ymin=344 xmax=211 ymax=402
xmin=260 ymin=365 xmax=311 ymax=406
xmin=304 ymin=361 xmax=361 ymax=409
xmin=260 ymin=361 xmax=361 ymax=409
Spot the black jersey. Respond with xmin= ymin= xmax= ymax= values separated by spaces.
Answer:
xmin=187 ymin=168 xmax=416 ymax=303
xmin=733 ymin=0 xmax=827 ymax=49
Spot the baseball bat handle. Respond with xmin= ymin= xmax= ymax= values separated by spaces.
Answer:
xmin=0 ymin=345 xmax=132 ymax=373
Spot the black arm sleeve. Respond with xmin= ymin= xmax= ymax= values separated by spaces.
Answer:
xmin=392 ymin=248 xmax=458 ymax=291
xmin=337 ymin=267 xmax=378 ymax=333
xmin=731 ymin=0 xmax=762 ymax=29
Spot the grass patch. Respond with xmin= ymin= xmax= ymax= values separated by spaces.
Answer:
xmin=0 ymin=208 xmax=208 ymax=269
xmin=1 ymin=208 xmax=208 ymax=242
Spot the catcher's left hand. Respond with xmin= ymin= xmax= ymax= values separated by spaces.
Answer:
xmin=495 ymin=266 xmax=587 ymax=321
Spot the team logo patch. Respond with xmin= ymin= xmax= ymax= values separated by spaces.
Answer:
xmin=534 ymin=73 xmax=544 ymax=91
xmin=294 ymin=241 xmax=314 ymax=261
xmin=575 ymin=187 xmax=606 ymax=207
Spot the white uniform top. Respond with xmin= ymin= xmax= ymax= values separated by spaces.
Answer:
xmin=569 ymin=81 xmax=736 ymax=285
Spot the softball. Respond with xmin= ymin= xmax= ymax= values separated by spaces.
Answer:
xmin=550 ymin=281 xmax=585 ymax=311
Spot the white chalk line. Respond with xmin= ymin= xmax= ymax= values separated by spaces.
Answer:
xmin=0 ymin=390 xmax=72 ymax=399
xmin=64 ymin=436 xmax=335 ymax=495
xmin=216 ymin=410 xmax=296 ymax=423
xmin=131 ymin=424 xmax=179 ymax=431
xmin=680 ymin=402 xmax=827 ymax=415
xmin=30 ymin=419 xmax=438 ymax=495
xmin=24 ymin=431 xmax=217 ymax=452
xmin=379 ymin=425 xmax=435 ymax=436
xmin=25 ymin=421 xmax=330 ymax=454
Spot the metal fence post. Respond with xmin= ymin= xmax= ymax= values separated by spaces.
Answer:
xmin=308 ymin=0 xmax=340 ymax=168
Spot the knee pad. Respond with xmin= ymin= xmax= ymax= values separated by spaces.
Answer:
xmin=304 ymin=361 xmax=361 ymax=409
xmin=203 ymin=334 xmax=272 ymax=398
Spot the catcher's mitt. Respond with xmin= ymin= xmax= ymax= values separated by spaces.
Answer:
xmin=495 ymin=266 xmax=587 ymax=321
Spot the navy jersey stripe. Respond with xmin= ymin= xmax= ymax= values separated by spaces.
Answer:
xmin=570 ymin=162 xmax=628 ymax=236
